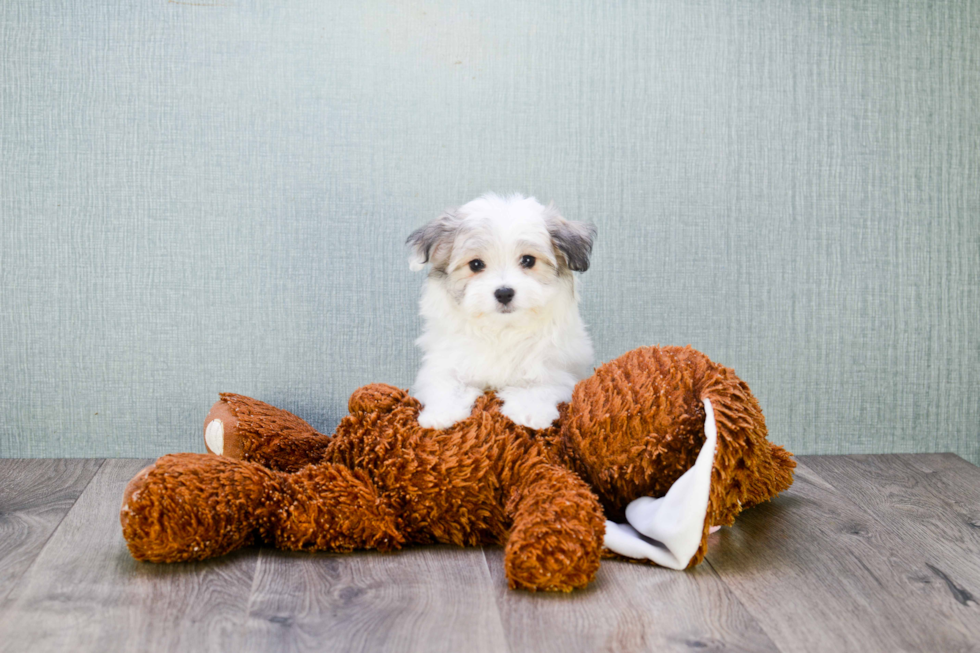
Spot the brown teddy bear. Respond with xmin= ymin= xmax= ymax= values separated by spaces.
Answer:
xmin=120 ymin=346 xmax=794 ymax=591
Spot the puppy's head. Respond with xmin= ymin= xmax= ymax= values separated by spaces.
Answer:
xmin=407 ymin=193 xmax=596 ymax=320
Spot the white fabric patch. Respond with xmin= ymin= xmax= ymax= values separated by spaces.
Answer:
xmin=205 ymin=418 xmax=224 ymax=455
xmin=602 ymin=397 xmax=718 ymax=570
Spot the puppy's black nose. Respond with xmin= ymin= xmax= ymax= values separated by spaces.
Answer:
xmin=494 ymin=287 xmax=515 ymax=305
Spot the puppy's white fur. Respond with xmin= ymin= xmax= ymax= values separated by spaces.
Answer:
xmin=407 ymin=193 xmax=596 ymax=430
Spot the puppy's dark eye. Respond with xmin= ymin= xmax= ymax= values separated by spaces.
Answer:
xmin=520 ymin=255 xmax=536 ymax=269
xmin=468 ymin=259 xmax=486 ymax=272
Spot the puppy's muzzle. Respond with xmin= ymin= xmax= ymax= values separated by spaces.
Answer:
xmin=494 ymin=286 xmax=515 ymax=306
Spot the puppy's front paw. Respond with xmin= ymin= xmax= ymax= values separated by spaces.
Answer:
xmin=500 ymin=397 xmax=560 ymax=430
xmin=417 ymin=402 xmax=471 ymax=430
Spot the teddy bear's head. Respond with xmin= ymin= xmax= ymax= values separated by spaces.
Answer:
xmin=556 ymin=346 xmax=713 ymax=521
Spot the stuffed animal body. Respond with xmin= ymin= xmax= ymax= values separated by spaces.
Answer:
xmin=120 ymin=346 xmax=795 ymax=591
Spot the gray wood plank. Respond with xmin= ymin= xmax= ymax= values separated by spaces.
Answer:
xmin=706 ymin=460 xmax=980 ymax=653
xmin=900 ymin=452 xmax=980 ymax=477
xmin=801 ymin=454 xmax=980 ymax=606
xmin=0 ymin=459 xmax=257 ymax=653
xmin=898 ymin=452 xmax=980 ymax=499
xmin=485 ymin=546 xmax=779 ymax=653
xmin=0 ymin=459 xmax=103 ymax=603
xmin=245 ymin=545 xmax=509 ymax=653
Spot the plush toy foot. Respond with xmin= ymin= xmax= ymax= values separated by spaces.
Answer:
xmin=506 ymin=527 xmax=602 ymax=592
xmin=603 ymin=397 xmax=718 ymax=570
xmin=121 ymin=453 xmax=279 ymax=562
xmin=204 ymin=393 xmax=316 ymax=459
xmin=203 ymin=399 xmax=241 ymax=458
xmin=203 ymin=393 xmax=330 ymax=472
xmin=504 ymin=464 xmax=605 ymax=591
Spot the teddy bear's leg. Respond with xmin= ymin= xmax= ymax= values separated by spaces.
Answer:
xmin=121 ymin=453 xmax=280 ymax=562
xmin=121 ymin=453 xmax=403 ymax=563
xmin=268 ymin=461 xmax=403 ymax=552
xmin=204 ymin=393 xmax=331 ymax=472
xmin=504 ymin=464 xmax=606 ymax=592
xmin=602 ymin=397 xmax=718 ymax=570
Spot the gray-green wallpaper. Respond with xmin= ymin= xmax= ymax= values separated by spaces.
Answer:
xmin=2 ymin=1 xmax=978 ymax=462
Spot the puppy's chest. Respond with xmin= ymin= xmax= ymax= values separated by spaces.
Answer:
xmin=453 ymin=332 xmax=553 ymax=387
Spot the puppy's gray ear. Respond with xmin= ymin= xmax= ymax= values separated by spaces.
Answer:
xmin=545 ymin=204 xmax=597 ymax=272
xmin=406 ymin=210 xmax=460 ymax=271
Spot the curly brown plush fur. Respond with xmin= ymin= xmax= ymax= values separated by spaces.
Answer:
xmin=120 ymin=346 xmax=794 ymax=591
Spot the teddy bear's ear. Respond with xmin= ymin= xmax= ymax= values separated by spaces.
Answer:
xmin=406 ymin=209 xmax=461 ymax=272
xmin=603 ymin=397 xmax=718 ymax=569
xmin=544 ymin=203 xmax=597 ymax=273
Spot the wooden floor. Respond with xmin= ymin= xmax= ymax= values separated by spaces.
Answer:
xmin=1 ymin=455 xmax=979 ymax=652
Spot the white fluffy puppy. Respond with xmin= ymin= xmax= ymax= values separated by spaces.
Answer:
xmin=407 ymin=193 xmax=596 ymax=430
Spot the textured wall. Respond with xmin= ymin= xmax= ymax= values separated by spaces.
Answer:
xmin=2 ymin=1 xmax=978 ymax=461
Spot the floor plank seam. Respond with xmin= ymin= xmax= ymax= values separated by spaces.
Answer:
xmin=701 ymin=554 xmax=790 ymax=653
xmin=479 ymin=547 xmax=514 ymax=653
xmin=241 ymin=548 xmax=265 ymax=632
xmin=0 ymin=458 xmax=106 ymax=606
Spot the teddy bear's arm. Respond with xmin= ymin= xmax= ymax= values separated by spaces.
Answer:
xmin=503 ymin=463 xmax=606 ymax=592
xmin=347 ymin=384 xmax=420 ymax=416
